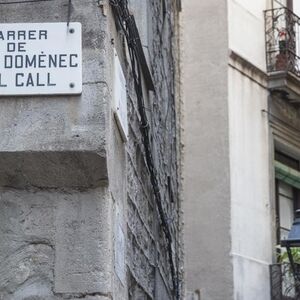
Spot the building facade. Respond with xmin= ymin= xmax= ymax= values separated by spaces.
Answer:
xmin=0 ymin=1 xmax=182 ymax=299
xmin=183 ymin=0 xmax=300 ymax=299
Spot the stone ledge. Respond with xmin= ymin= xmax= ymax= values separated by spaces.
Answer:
xmin=268 ymin=71 xmax=300 ymax=103
xmin=0 ymin=151 xmax=107 ymax=188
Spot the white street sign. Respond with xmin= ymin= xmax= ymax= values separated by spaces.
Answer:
xmin=0 ymin=22 xmax=82 ymax=95
xmin=113 ymin=48 xmax=128 ymax=141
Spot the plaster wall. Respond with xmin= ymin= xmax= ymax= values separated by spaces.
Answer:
xmin=183 ymin=0 xmax=275 ymax=299
xmin=228 ymin=1 xmax=274 ymax=298
xmin=228 ymin=0 xmax=271 ymax=71
xmin=182 ymin=0 xmax=233 ymax=299
xmin=228 ymin=66 xmax=272 ymax=300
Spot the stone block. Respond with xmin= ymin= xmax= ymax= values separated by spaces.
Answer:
xmin=54 ymin=187 xmax=112 ymax=294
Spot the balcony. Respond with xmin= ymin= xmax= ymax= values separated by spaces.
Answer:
xmin=270 ymin=263 xmax=300 ymax=299
xmin=265 ymin=7 xmax=300 ymax=102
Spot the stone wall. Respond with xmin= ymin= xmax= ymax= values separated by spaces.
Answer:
xmin=0 ymin=0 xmax=181 ymax=299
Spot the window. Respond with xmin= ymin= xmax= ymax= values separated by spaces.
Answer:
xmin=275 ymin=152 xmax=300 ymax=244
xmin=277 ymin=180 xmax=294 ymax=240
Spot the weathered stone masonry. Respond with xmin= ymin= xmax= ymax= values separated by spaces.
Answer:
xmin=0 ymin=0 xmax=181 ymax=300
xmin=124 ymin=0 xmax=181 ymax=298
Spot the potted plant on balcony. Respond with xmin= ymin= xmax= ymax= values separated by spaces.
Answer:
xmin=278 ymin=246 xmax=300 ymax=298
xmin=275 ymin=29 xmax=289 ymax=71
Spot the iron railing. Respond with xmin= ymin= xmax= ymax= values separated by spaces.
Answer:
xmin=265 ymin=7 xmax=300 ymax=77
xmin=270 ymin=263 xmax=300 ymax=299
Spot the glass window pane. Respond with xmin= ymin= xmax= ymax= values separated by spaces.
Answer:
xmin=278 ymin=181 xmax=294 ymax=198
xmin=279 ymin=196 xmax=293 ymax=230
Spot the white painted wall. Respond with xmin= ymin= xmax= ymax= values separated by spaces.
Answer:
xmin=228 ymin=67 xmax=272 ymax=300
xmin=183 ymin=0 xmax=275 ymax=299
xmin=228 ymin=0 xmax=271 ymax=71
xmin=228 ymin=3 xmax=274 ymax=298
xmin=182 ymin=1 xmax=234 ymax=299
xmin=294 ymin=1 xmax=300 ymax=15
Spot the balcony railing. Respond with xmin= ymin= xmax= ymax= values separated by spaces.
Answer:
xmin=265 ymin=7 xmax=300 ymax=77
xmin=270 ymin=263 xmax=300 ymax=299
